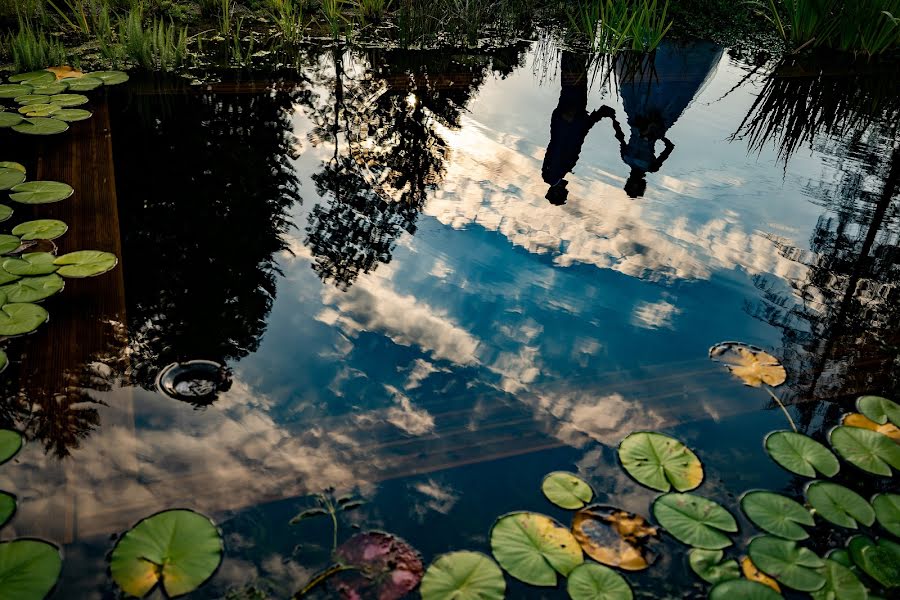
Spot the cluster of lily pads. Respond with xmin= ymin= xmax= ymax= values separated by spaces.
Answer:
xmin=0 ymin=67 xmax=128 ymax=135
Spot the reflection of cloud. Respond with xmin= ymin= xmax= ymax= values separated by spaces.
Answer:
xmin=539 ymin=392 xmax=666 ymax=447
xmin=402 ymin=358 xmax=445 ymax=390
xmin=631 ymin=300 xmax=681 ymax=330
xmin=384 ymin=385 xmax=435 ymax=436
xmin=410 ymin=478 xmax=459 ymax=521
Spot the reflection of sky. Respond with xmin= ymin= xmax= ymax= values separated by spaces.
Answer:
xmin=4 ymin=46 xmax=865 ymax=598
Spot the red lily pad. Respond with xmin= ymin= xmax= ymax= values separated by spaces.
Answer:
xmin=331 ymin=531 xmax=423 ymax=600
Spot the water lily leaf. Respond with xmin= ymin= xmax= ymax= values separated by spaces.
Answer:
xmin=11 ymin=220 xmax=67 ymax=242
xmin=0 ymin=112 xmax=24 ymax=128
xmin=9 ymin=181 xmax=74 ymax=204
xmin=0 ymin=235 xmax=21 ymax=255
xmin=747 ymin=536 xmax=825 ymax=592
xmin=11 ymin=118 xmax=68 ymax=136
xmin=709 ymin=341 xmax=786 ymax=387
xmin=709 ymin=579 xmax=783 ymax=600
xmin=30 ymin=83 xmax=68 ymax=95
xmin=0 ymin=274 xmax=64 ymax=302
xmin=765 ymin=431 xmax=839 ymax=478
xmin=0 ymin=429 xmax=23 ymax=464
xmin=0 ymin=303 xmax=48 ymax=336
xmin=829 ymin=425 xmax=900 ymax=476
xmin=54 ymin=250 xmax=118 ymax=278
xmin=52 ymin=109 xmax=91 ymax=122
xmin=542 ymin=472 xmax=593 ymax=509
xmin=0 ymin=206 xmax=11 ymax=223
xmin=618 ymin=431 xmax=703 ymax=492
xmin=0 ymin=162 xmax=25 ymax=173
xmin=288 ymin=507 xmax=328 ymax=523
xmin=490 ymin=511 xmax=583 ymax=586
xmin=45 ymin=66 xmax=83 ymax=80
xmin=857 ymin=395 xmax=900 ymax=427
xmin=89 ymin=70 xmax=129 ymax=85
xmin=65 ymin=77 xmax=102 ymax=91
xmin=571 ymin=505 xmax=659 ymax=571
xmin=742 ymin=556 xmax=781 ymax=592
xmin=0 ymin=168 xmax=26 ymax=191
xmin=3 ymin=253 xmax=59 ymax=276
xmin=48 ymin=93 xmax=88 ymax=107
xmin=842 ymin=413 xmax=900 ymax=443
xmin=0 ymin=539 xmax=62 ymax=600
xmin=0 ymin=348 xmax=7 ymax=373
xmin=14 ymin=95 xmax=51 ymax=106
xmin=18 ymin=104 xmax=60 ymax=118
xmin=848 ymin=535 xmax=900 ymax=588
xmin=872 ymin=493 xmax=900 ymax=537
xmin=811 ymin=558 xmax=866 ymax=600
xmin=0 ymin=84 xmax=33 ymax=99
xmin=741 ymin=491 xmax=814 ymax=540
xmin=331 ymin=531 xmax=423 ymax=600
xmin=110 ymin=509 xmax=223 ymax=598
xmin=688 ymin=549 xmax=739 ymax=584
xmin=420 ymin=551 xmax=505 ymax=600
xmin=0 ymin=491 xmax=14 ymax=527
xmin=566 ymin=562 xmax=633 ymax=600
xmin=0 ymin=268 xmax=20 ymax=285
xmin=652 ymin=493 xmax=738 ymax=549
xmin=9 ymin=71 xmax=55 ymax=85
xmin=806 ymin=481 xmax=874 ymax=529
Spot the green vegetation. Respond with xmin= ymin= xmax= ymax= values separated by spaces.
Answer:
xmin=5 ymin=20 xmax=67 ymax=72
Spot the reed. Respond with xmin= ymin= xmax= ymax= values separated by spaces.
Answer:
xmin=5 ymin=18 xmax=68 ymax=71
xmin=354 ymin=0 xmax=393 ymax=24
xmin=268 ymin=0 xmax=306 ymax=42
xmin=119 ymin=8 xmax=188 ymax=70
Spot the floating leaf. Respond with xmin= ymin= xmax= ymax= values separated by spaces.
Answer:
xmin=811 ymin=558 xmax=866 ymax=600
xmin=857 ymin=395 xmax=900 ymax=426
xmin=420 ymin=551 xmax=505 ymax=600
xmin=490 ymin=512 xmax=582 ymax=586
xmin=571 ymin=505 xmax=659 ymax=571
xmin=652 ymin=493 xmax=738 ymax=549
xmin=0 ymin=492 xmax=14 ymax=527
xmin=842 ymin=413 xmax=900 ymax=443
xmin=9 ymin=71 xmax=55 ymax=85
xmin=53 ymin=250 xmax=117 ymax=278
xmin=709 ymin=341 xmax=787 ymax=387
xmin=806 ymin=481 xmax=874 ymax=529
xmin=0 ymin=162 xmax=25 ymax=173
xmin=45 ymin=66 xmax=83 ymax=80
xmin=0 ymin=274 xmax=64 ymax=302
xmin=110 ymin=509 xmax=223 ymax=598
xmin=3 ymin=253 xmax=59 ymax=276
xmin=741 ymin=556 xmax=781 ymax=592
xmin=829 ymin=425 xmax=900 ymax=476
xmin=0 ymin=348 xmax=6 ymax=373
xmin=30 ymin=83 xmax=68 ymax=95
xmin=18 ymin=104 xmax=60 ymax=118
xmin=873 ymin=493 xmax=900 ymax=537
xmin=89 ymin=70 xmax=129 ymax=85
xmin=0 ymin=112 xmax=24 ymax=128
xmin=0 ymin=206 xmax=12 ymax=224
xmin=14 ymin=95 xmax=51 ymax=106
xmin=0 ymin=168 xmax=26 ymax=191
xmin=0 ymin=303 xmax=48 ymax=336
xmin=847 ymin=535 xmax=900 ymax=588
xmin=11 ymin=118 xmax=68 ymax=136
xmin=765 ymin=431 xmax=839 ymax=478
xmin=9 ymin=181 xmax=74 ymax=204
xmin=331 ymin=531 xmax=423 ymax=600
xmin=0 ymin=268 xmax=20 ymax=285
xmin=741 ymin=491 xmax=814 ymax=540
xmin=542 ymin=472 xmax=593 ymax=509
xmin=0 ymin=429 xmax=22 ymax=464
xmin=48 ymin=93 xmax=88 ymax=107
xmin=65 ymin=77 xmax=102 ymax=91
xmin=747 ymin=536 xmax=825 ymax=591
xmin=11 ymin=221 xmax=68 ymax=242
xmin=618 ymin=431 xmax=703 ymax=492
xmin=52 ymin=109 xmax=91 ymax=122
xmin=0 ymin=84 xmax=33 ymax=99
xmin=0 ymin=235 xmax=20 ymax=255
xmin=688 ymin=549 xmax=739 ymax=584
xmin=0 ymin=539 xmax=62 ymax=600
xmin=566 ymin=562 xmax=633 ymax=600
xmin=709 ymin=579 xmax=783 ymax=600
xmin=288 ymin=507 xmax=328 ymax=524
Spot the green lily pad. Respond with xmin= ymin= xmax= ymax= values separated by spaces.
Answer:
xmin=872 ymin=493 xmax=900 ymax=537
xmin=0 ymin=429 xmax=23 ymax=464
xmin=0 ymin=168 xmax=26 ymax=191
xmin=11 ymin=118 xmax=68 ymax=136
xmin=0 ymin=492 xmax=14 ymax=528
xmin=54 ymin=250 xmax=118 ymax=278
xmin=829 ymin=425 xmax=900 ymax=476
xmin=3 ymin=253 xmax=59 ymax=276
xmin=14 ymin=95 xmax=51 ymax=106
xmin=566 ymin=562 xmax=633 ymax=600
xmin=857 ymin=395 xmax=900 ymax=426
xmin=0 ymin=205 xmax=13 ymax=222
xmin=0 ymin=235 xmax=21 ymax=255
xmin=811 ymin=558 xmax=867 ymax=600
xmin=748 ymin=536 xmax=825 ymax=592
xmin=48 ymin=93 xmax=88 ymax=107
xmin=0 ymin=347 xmax=7 ymax=373
xmin=541 ymin=472 xmax=593 ymax=509
xmin=0 ymin=539 xmax=62 ymax=600
xmin=709 ymin=578 xmax=783 ymax=600
xmin=765 ymin=431 xmax=839 ymax=478
xmin=489 ymin=511 xmax=583 ymax=587
xmin=52 ymin=109 xmax=91 ymax=122
xmin=12 ymin=220 xmax=68 ymax=241
xmin=9 ymin=71 xmax=55 ymax=85
xmin=0 ymin=162 xmax=25 ymax=173
xmin=0 ymin=112 xmax=24 ymax=128
xmin=18 ymin=105 xmax=60 ymax=118
xmin=652 ymin=493 xmax=738 ymax=549
xmin=806 ymin=481 xmax=874 ymax=529
xmin=618 ymin=432 xmax=703 ymax=492
xmin=741 ymin=491 xmax=814 ymax=540
xmin=29 ymin=83 xmax=68 ymax=95
xmin=0 ymin=268 xmax=20 ymax=285
xmin=89 ymin=70 xmax=129 ymax=85
xmin=847 ymin=535 xmax=900 ymax=588
xmin=9 ymin=181 xmax=74 ymax=204
xmin=110 ymin=509 xmax=224 ymax=598
xmin=65 ymin=77 xmax=102 ymax=92
xmin=0 ymin=84 xmax=33 ymax=99
xmin=0 ymin=274 xmax=64 ymax=302
xmin=420 ymin=551 xmax=505 ymax=600
xmin=688 ymin=548 xmax=740 ymax=584
xmin=0 ymin=303 xmax=47 ymax=335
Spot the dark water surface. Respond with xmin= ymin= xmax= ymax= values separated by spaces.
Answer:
xmin=1 ymin=39 xmax=899 ymax=598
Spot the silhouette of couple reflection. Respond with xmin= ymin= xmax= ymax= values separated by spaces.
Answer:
xmin=542 ymin=42 xmax=722 ymax=205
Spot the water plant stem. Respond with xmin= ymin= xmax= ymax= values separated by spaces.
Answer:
xmin=293 ymin=564 xmax=359 ymax=598
xmin=764 ymin=384 xmax=797 ymax=432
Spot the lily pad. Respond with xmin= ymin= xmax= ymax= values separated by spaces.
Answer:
xmin=709 ymin=579 xmax=783 ymax=600
xmin=9 ymin=71 xmax=55 ymax=85
xmin=48 ymin=93 xmax=88 ymax=107
xmin=0 ymin=348 xmax=6 ymax=373
xmin=0 ymin=539 xmax=62 ymax=600
xmin=0 ymin=162 xmax=25 ymax=173
xmin=9 ymin=181 xmax=74 ymax=204
xmin=44 ymin=66 xmax=82 ymax=80
xmin=806 ymin=481 xmax=874 ymax=529
xmin=0 ymin=85 xmax=33 ymax=99
xmin=0 ymin=112 xmax=24 ymax=128
xmin=420 ymin=551 xmax=505 ymax=600
xmin=0 ymin=429 xmax=23 ymax=464
xmin=847 ymin=535 xmax=900 ymax=588
xmin=19 ymin=105 xmax=60 ymax=118
xmin=765 ymin=431 xmax=839 ymax=478
xmin=0 ymin=206 xmax=13 ymax=222
xmin=0 ymin=492 xmax=14 ymax=528
xmin=0 ymin=303 xmax=49 ymax=336
xmin=490 ymin=511 xmax=582 ymax=586
xmin=872 ymin=493 xmax=900 ymax=537
xmin=14 ymin=95 xmax=51 ymax=106
xmin=741 ymin=556 xmax=781 ymax=592
xmin=65 ymin=77 xmax=102 ymax=91
xmin=829 ymin=425 xmax=900 ymax=476
xmin=571 ymin=505 xmax=659 ymax=571
xmin=842 ymin=413 xmax=900 ymax=443
xmin=3 ymin=253 xmax=59 ymax=276
xmin=542 ymin=472 xmax=593 ymax=509
xmin=747 ymin=536 xmax=825 ymax=592
xmin=811 ymin=558 xmax=866 ymax=600
xmin=652 ymin=493 xmax=738 ymax=549
xmin=52 ymin=109 xmax=92 ymax=122
xmin=709 ymin=341 xmax=787 ymax=387
xmin=0 ymin=274 xmax=64 ymax=302
xmin=618 ymin=431 xmax=703 ymax=492
xmin=0 ymin=268 xmax=20 ymax=285
xmin=54 ymin=250 xmax=117 ymax=278
xmin=89 ymin=70 xmax=130 ymax=85
xmin=11 ymin=118 xmax=68 ymax=136
xmin=0 ymin=235 xmax=21 ymax=255
xmin=110 ymin=509 xmax=223 ymax=598
xmin=0 ymin=168 xmax=26 ymax=191
xmin=331 ymin=531 xmax=423 ymax=600
xmin=30 ymin=83 xmax=68 ymax=95
xmin=12 ymin=221 xmax=68 ymax=241
xmin=741 ymin=491 xmax=814 ymax=541
xmin=688 ymin=549 xmax=740 ymax=584
xmin=857 ymin=395 xmax=900 ymax=426
xmin=566 ymin=562 xmax=633 ymax=600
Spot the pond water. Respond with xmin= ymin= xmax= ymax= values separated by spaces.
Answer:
xmin=1 ymin=37 xmax=899 ymax=599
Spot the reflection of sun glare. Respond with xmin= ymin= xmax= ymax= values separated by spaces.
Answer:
xmin=406 ymin=93 xmax=417 ymax=108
